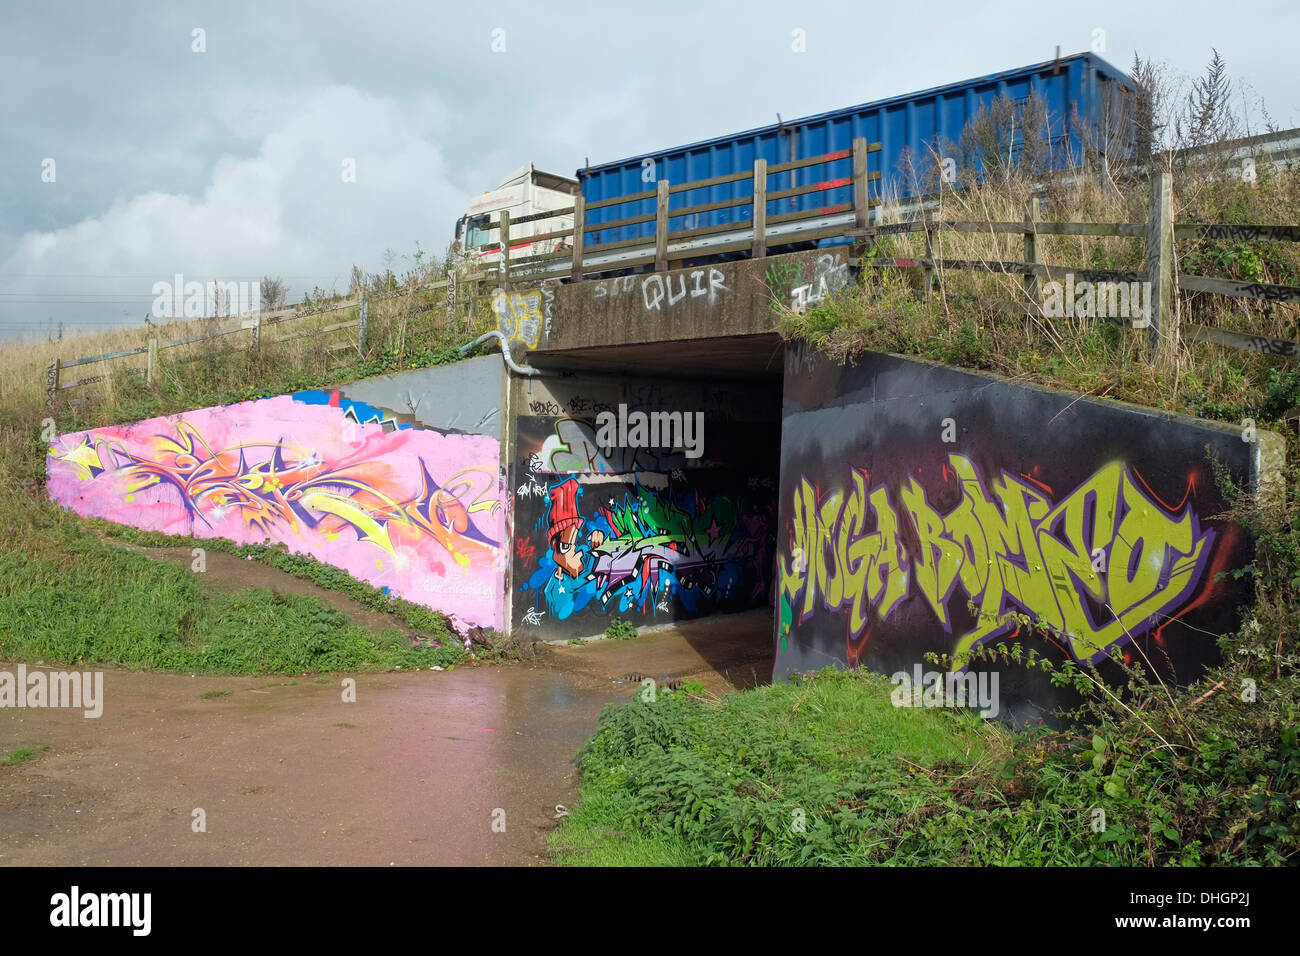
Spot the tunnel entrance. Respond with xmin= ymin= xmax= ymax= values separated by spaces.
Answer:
xmin=506 ymin=334 xmax=785 ymax=686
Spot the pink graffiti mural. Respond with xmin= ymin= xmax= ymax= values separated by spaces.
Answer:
xmin=45 ymin=395 xmax=504 ymax=630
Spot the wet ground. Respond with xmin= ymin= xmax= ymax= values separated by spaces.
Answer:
xmin=0 ymin=663 xmax=628 ymax=866
xmin=0 ymin=548 xmax=774 ymax=865
xmin=548 ymin=609 xmax=774 ymax=695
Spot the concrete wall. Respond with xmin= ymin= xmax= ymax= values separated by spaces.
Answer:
xmin=314 ymin=354 xmax=505 ymax=438
xmin=533 ymin=247 xmax=852 ymax=353
xmin=46 ymin=364 xmax=508 ymax=632
xmin=507 ymin=371 xmax=780 ymax=640
xmin=776 ymin=343 xmax=1280 ymax=719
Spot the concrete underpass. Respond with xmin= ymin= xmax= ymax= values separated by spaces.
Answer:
xmin=494 ymin=245 xmax=1276 ymax=714
xmin=46 ymin=246 xmax=1279 ymax=714
xmin=495 ymin=251 xmax=830 ymax=686
xmin=513 ymin=327 xmax=789 ymax=690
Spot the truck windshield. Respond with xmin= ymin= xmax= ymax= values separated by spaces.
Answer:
xmin=465 ymin=215 xmax=492 ymax=249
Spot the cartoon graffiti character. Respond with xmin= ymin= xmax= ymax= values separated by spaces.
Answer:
xmin=520 ymin=473 xmax=773 ymax=625
xmin=542 ymin=478 xmax=605 ymax=619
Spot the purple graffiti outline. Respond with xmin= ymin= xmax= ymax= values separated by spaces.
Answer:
xmin=789 ymin=468 xmax=912 ymax=635
xmin=786 ymin=454 xmax=1218 ymax=664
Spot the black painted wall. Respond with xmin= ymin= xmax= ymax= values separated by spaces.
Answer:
xmin=775 ymin=344 xmax=1264 ymax=721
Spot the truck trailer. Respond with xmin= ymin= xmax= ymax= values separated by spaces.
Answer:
xmin=456 ymin=52 xmax=1136 ymax=278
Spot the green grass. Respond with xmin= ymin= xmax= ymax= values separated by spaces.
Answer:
xmin=2 ymin=744 xmax=50 ymax=766
xmin=604 ymin=618 xmax=638 ymax=641
xmin=0 ymin=269 xmax=503 ymax=678
xmin=89 ymin=521 xmax=479 ymax=643
xmin=556 ymin=643 xmax=1300 ymax=866
xmin=200 ymin=689 xmax=231 ymax=699
xmin=0 ymin=505 xmax=471 ymax=674
xmin=549 ymin=669 xmax=1006 ymax=866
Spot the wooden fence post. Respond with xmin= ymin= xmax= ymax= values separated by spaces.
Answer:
xmin=358 ymin=295 xmax=368 ymax=354
xmin=1023 ymin=197 xmax=1040 ymax=331
xmin=852 ymin=137 xmax=870 ymax=229
xmin=499 ymin=210 xmax=511 ymax=284
xmin=147 ymin=338 xmax=158 ymax=385
xmin=751 ymin=159 xmax=767 ymax=259
xmin=571 ymin=195 xmax=585 ymax=282
xmin=923 ymin=223 xmax=935 ymax=307
xmin=1147 ymin=171 xmax=1176 ymax=367
xmin=46 ymin=358 xmax=59 ymax=410
xmin=655 ymin=180 xmax=669 ymax=272
xmin=249 ymin=313 xmax=261 ymax=355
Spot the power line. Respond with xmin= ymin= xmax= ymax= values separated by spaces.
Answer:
xmin=0 ymin=273 xmax=346 ymax=279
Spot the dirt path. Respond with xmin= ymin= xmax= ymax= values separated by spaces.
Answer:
xmin=0 ymin=663 xmax=627 ymax=866
xmin=109 ymin=542 xmax=424 ymax=639
xmin=1 ymin=546 xmax=773 ymax=866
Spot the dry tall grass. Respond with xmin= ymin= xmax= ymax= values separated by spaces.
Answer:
xmin=0 ymin=269 xmax=502 ymax=498
xmin=784 ymin=148 xmax=1300 ymax=426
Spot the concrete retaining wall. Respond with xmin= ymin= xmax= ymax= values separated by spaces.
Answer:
xmin=46 ymin=363 xmax=508 ymax=632
xmin=775 ymin=343 xmax=1281 ymax=719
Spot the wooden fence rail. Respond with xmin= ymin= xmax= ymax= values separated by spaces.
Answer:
xmin=851 ymin=170 xmax=1300 ymax=369
xmin=46 ymin=270 xmax=496 ymax=408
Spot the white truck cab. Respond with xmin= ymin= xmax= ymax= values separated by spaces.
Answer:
xmin=453 ymin=163 xmax=579 ymax=270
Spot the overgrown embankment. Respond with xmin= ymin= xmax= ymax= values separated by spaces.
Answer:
xmin=555 ymin=549 xmax=1299 ymax=866
xmin=550 ymin=670 xmax=1005 ymax=866
xmin=785 ymin=161 xmax=1300 ymax=433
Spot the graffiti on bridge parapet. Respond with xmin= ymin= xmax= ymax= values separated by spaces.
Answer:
xmin=765 ymin=252 xmax=851 ymax=314
xmin=491 ymin=280 xmax=558 ymax=349
xmin=590 ymin=268 xmax=731 ymax=312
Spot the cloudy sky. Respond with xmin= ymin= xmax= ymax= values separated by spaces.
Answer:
xmin=1 ymin=0 xmax=1295 ymax=340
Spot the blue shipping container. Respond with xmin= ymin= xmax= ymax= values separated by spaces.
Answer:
xmin=577 ymin=52 xmax=1134 ymax=252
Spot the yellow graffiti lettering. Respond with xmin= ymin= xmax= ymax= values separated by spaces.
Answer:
xmin=1036 ymin=463 xmax=1119 ymax=657
xmin=900 ymin=478 xmax=965 ymax=627
xmin=782 ymin=453 xmax=1214 ymax=666
xmin=784 ymin=471 xmax=908 ymax=635
xmin=299 ymin=490 xmax=395 ymax=553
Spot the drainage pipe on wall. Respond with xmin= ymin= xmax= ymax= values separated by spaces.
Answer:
xmin=458 ymin=330 xmax=557 ymax=377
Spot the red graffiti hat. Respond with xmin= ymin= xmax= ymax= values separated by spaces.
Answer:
xmin=547 ymin=478 xmax=583 ymax=541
